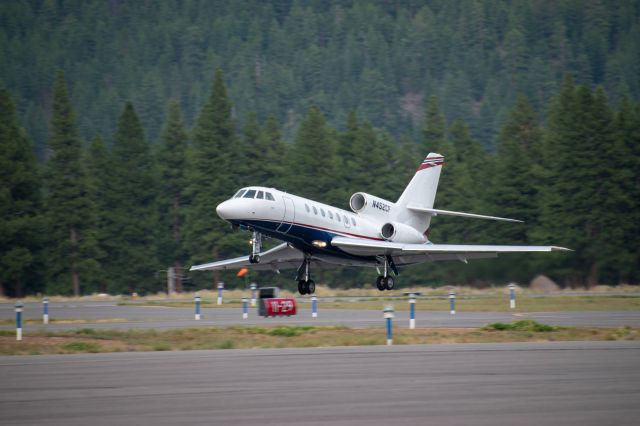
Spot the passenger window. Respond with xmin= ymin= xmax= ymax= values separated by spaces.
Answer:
xmin=320 ymin=208 xmax=325 ymax=217
xmin=351 ymin=218 xmax=356 ymax=226
xmin=312 ymin=206 xmax=318 ymax=215
xmin=305 ymin=204 xmax=310 ymax=213
xmin=257 ymin=191 xmax=264 ymax=199
xmin=336 ymin=214 xmax=341 ymax=222
xmin=265 ymin=192 xmax=275 ymax=201
xmin=328 ymin=211 xmax=333 ymax=219
xmin=234 ymin=189 xmax=246 ymax=198
xmin=343 ymin=215 xmax=349 ymax=224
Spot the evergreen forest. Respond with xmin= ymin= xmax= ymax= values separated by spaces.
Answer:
xmin=1 ymin=0 xmax=640 ymax=296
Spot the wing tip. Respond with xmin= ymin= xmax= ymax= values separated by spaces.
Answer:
xmin=551 ymin=246 xmax=572 ymax=252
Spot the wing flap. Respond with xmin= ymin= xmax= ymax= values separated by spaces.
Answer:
xmin=189 ymin=243 xmax=304 ymax=272
xmin=331 ymin=236 xmax=570 ymax=258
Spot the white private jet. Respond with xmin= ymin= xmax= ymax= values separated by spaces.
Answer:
xmin=190 ymin=153 xmax=569 ymax=294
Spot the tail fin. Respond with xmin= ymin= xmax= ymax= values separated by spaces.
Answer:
xmin=396 ymin=153 xmax=443 ymax=209
xmin=393 ymin=153 xmax=443 ymax=235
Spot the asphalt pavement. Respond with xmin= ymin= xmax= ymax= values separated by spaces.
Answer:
xmin=1 ymin=300 xmax=640 ymax=331
xmin=1 ymin=341 xmax=639 ymax=425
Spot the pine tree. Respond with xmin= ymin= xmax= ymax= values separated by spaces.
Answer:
xmin=536 ymin=76 xmax=619 ymax=286
xmin=613 ymin=97 xmax=640 ymax=283
xmin=102 ymin=102 xmax=159 ymax=294
xmin=486 ymin=95 xmax=542 ymax=282
xmin=184 ymin=69 xmax=243 ymax=288
xmin=0 ymin=89 xmax=42 ymax=297
xmin=43 ymin=71 xmax=93 ymax=296
xmin=156 ymin=100 xmax=188 ymax=292
xmin=285 ymin=106 xmax=338 ymax=203
xmin=84 ymin=135 xmax=109 ymax=293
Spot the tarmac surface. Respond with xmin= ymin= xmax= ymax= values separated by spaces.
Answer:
xmin=1 ymin=300 xmax=640 ymax=331
xmin=1 ymin=341 xmax=639 ymax=426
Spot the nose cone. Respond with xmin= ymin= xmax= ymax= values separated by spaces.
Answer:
xmin=216 ymin=200 xmax=234 ymax=220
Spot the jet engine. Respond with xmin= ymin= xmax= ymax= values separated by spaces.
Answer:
xmin=349 ymin=192 xmax=395 ymax=220
xmin=380 ymin=222 xmax=426 ymax=244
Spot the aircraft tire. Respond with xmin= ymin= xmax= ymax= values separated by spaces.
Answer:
xmin=307 ymin=280 xmax=316 ymax=294
xmin=298 ymin=280 xmax=307 ymax=295
xmin=376 ymin=276 xmax=385 ymax=291
xmin=384 ymin=276 xmax=395 ymax=290
xmin=249 ymin=254 xmax=260 ymax=264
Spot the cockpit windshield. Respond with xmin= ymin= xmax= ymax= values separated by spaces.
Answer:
xmin=243 ymin=189 xmax=257 ymax=198
xmin=233 ymin=189 xmax=246 ymax=198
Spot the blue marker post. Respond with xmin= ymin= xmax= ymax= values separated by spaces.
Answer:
xmin=15 ymin=303 xmax=23 ymax=341
xmin=43 ymin=296 xmax=49 ymax=324
xmin=508 ymin=283 xmax=516 ymax=309
xmin=217 ymin=282 xmax=224 ymax=305
xmin=194 ymin=294 xmax=201 ymax=320
xmin=250 ymin=282 xmax=257 ymax=307
xmin=449 ymin=289 xmax=456 ymax=315
xmin=409 ymin=293 xmax=416 ymax=329
xmin=384 ymin=306 xmax=394 ymax=346
xmin=242 ymin=297 xmax=248 ymax=320
xmin=311 ymin=295 xmax=318 ymax=318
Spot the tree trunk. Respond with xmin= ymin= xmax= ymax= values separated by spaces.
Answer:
xmin=70 ymin=225 xmax=80 ymax=297
xmin=174 ymin=261 xmax=183 ymax=293
xmin=586 ymin=261 xmax=599 ymax=289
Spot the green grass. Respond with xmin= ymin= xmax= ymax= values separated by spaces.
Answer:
xmin=1 ymin=323 xmax=638 ymax=355
xmin=483 ymin=320 xmax=557 ymax=332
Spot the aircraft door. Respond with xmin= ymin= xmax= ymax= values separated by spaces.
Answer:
xmin=276 ymin=196 xmax=295 ymax=233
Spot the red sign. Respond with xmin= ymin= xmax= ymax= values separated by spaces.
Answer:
xmin=264 ymin=298 xmax=297 ymax=316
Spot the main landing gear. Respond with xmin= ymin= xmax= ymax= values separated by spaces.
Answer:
xmin=296 ymin=255 xmax=316 ymax=295
xmin=376 ymin=256 xmax=397 ymax=291
xmin=249 ymin=230 xmax=262 ymax=264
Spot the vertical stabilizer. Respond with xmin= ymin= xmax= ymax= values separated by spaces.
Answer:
xmin=394 ymin=153 xmax=444 ymax=233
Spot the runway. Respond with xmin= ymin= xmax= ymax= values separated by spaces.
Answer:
xmin=1 ymin=301 xmax=640 ymax=331
xmin=1 ymin=341 xmax=639 ymax=425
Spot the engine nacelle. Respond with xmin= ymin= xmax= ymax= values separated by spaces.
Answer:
xmin=349 ymin=192 xmax=395 ymax=220
xmin=380 ymin=222 xmax=426 ymax=244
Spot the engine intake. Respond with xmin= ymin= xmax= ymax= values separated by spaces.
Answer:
xmin=349 ymin=192 xmax=395 ymax=219
xmin=380 ymin=222 xmax=426 ymax=244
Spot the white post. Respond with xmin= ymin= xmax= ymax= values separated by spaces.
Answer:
xmin=16 ymin=303 xmax=23 ymax=341
xmin=509 ymin=283 xmax=516 ymax=309
xmin=242 ymin=298 xmax=248 ymax=320
xmin=194 ymin=294 xmax=201 ymax=320
xmin=384 ymin=305 xmax=394 ymax=346
xmin=409 ymin=293 xmax=416 ymax=329
xmin=449 ymin=289 xmax=456 ymax=315
xmin=217 ymin=282 xmax=224 ymax=305
xmin=311 ymin=295 xmax=318 ymax=318
xmin=250 ymin=282 xmax=257 ymax=307
xmin=43 ymin=297 xmax=49 ymax=324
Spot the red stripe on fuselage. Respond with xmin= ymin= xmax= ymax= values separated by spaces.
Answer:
xmin=254 ymin=218 xmax=384 ymax=241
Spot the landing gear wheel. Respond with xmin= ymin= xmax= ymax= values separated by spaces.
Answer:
xmin=307 ymin=280 xmax=316 ymax=294
xmin=383 ymin=276 xmax=395 ymax=290
xmin=376 ymin=276 xmax=385 ymax=291
xmin=249 ymin=254 xmax=260 ymax=264
xmin=298 ymin=280 xmax=307 ymax=295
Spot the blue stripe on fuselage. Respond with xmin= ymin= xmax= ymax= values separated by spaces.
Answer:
xmin=230 ymin=218 xmax=371 ymax=261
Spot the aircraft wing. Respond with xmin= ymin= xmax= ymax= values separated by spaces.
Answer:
xmin=331 ymin=237 xmax=570 ymax=264
xmin=189 ymin=243 xmax=305 ymax=272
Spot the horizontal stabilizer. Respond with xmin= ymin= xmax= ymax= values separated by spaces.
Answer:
xmin=407 ymin=203 xmax=523 ymax=223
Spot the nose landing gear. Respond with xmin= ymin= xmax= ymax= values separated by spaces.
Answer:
xmin=249 ymin=231 xmax=262 ymax=264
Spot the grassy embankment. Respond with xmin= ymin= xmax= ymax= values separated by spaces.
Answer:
xmin=1 ymin=321 xmax=638 ymax=356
